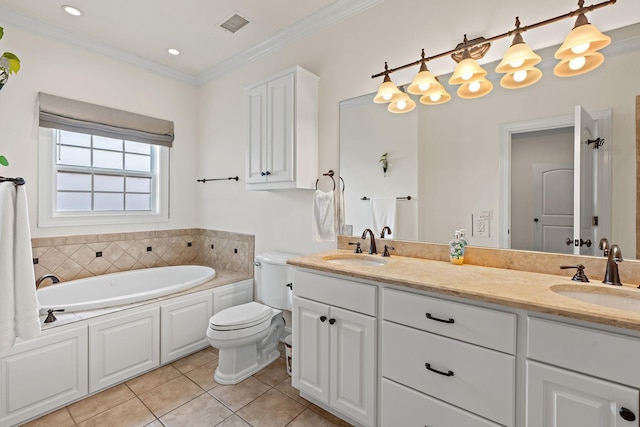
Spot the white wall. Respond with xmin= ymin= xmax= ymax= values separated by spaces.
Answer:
xmin=0 ymin=25 xmax=199 ymax=237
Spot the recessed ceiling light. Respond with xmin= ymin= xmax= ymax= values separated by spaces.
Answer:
xmin=62 ymin=5 xmax=83 ymax=16
xmin=167 ymin=48 xmax=180 ymax=56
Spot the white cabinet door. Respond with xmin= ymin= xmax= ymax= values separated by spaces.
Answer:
xmin=0 ymin=326 xmax=88 ymax=427
xmin=329 ymin=306 xmax=376 ymax=427
xmin=292 ymin=295 xmax=329 ymax=404
xmin=89 ymin=307 xmax=160 ymax=393
xmin=527 ymin=361 xmax=639 ymax=427
xmin=161 ymin=293 xmax=212 ymax=364
xmin=212 ymin=279 xmax=253 ymax=315
xmin=247 ymin=84 xmax=268 ymax=184
xmin=265 ymin=72 xmax=294 ymax=183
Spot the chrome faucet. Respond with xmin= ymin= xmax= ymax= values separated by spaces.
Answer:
xmin=36 ymin=274 xmax=59 ymax=289
xmin=603 ymin=244 xmax=623 ymax=286
xmin=361 ymin=228 xmax=377 ymax=254
xmin=380 ymin=226 xmax=392 ymax=239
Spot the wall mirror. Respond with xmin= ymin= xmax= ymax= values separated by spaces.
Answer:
xmin=339 ymin=24 xmax=640 ymax=258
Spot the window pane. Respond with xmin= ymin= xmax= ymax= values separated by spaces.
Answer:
xmin=126 ymin=177 xmax=151 ymax=193
xmin=125 ymin=141 xmax=151 ymax=155
xmin=93 ymin=149 xmax=123 ymax=169
xmin=94 ymin=175 xmax=124 ymax=192
xmin=94 ymin=193 xmax=124 ymax=211
xmin=60 ymin=131 xmax=90 ymax=147
xmin=58 ymin=146 xmax=91 ymax=167
xmin=57 ymin=172 xmax=91 ymax=191
xmin=126 ymin=194 xmax=151 ymax=211
xmin=125 ymin=153 xmax=151 ymax=172
xmin=94 ymin=136 xmax=123 ymax=151
xmin=57 ymin=192 xmax=91 ymax=211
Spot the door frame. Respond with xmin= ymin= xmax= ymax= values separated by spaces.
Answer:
xmin=499 ymin=109 xmax=612 ymax=250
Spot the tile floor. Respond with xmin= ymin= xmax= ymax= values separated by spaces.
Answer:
xmin=22 ymin=344 xmax=353 ymax=427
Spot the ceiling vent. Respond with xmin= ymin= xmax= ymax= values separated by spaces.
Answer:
xmin=219 ymin=13 xmax=250 ymax=34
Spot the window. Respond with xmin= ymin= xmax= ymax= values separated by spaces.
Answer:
xmin=38 ymin=128 xmax=169 ymax=227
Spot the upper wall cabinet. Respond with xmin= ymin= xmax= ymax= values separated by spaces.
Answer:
xmin=246 ymin=66 xmax=319 ymax=190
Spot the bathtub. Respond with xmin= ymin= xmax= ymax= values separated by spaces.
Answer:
xmin=37 ymin=265 xmax=216 ymax=313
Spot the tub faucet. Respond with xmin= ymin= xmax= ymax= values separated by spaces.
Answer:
xmin=361 ymin=228 xmax=377 ymax=255
xmin=36 ymin=274 xmax=59 ymax=289
xmin=380 ymin=226 xmax=392 ymax=239
xmin=603 ymin=244 xmax=623 ymax=286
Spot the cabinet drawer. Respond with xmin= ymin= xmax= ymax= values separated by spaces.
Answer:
xmin=382 ymin=321 xmax=515 ymax=427
xmin=293 ymin=270 xmax=376 ymax=316
xmin=382 ymin=378 xmax=502 ymax=427
xmin=383 ymin=288 xmax=516 ymax=354
xmin=528 ymin=317 xmax=640 ymax=387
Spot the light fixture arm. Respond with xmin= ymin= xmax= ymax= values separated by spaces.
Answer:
xmin=371 ymin=0 xmax=616 ymax=79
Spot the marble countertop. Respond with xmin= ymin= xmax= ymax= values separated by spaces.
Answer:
xmin=288 ymin=250 xmax=640 ymax=332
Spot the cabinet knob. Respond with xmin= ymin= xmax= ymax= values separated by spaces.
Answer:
xmin=620 ymin=407 xmax=636 ymax=422
xmin=320 ymin=316 xmax=327 ymax=322
xmin=329 ymin=318 xmax=336 ymax=325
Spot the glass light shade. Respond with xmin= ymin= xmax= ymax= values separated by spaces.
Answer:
xmin=373 ymin=75 xmax=403 ymax=103
xmin=407 ymin=64 xmax=439 ymax=95
xmin=554 ymin=52 xmax=604 ymax=77
xmin=449 ymin=57 xmax=487 ymax=85
xmin=457 ymin=77 xmax=493 ymax=99
xmin=500 ymin=67 xmax=542 ymax=89
xmin=495 ymin=42 xmax=541 ymax=73
xmin=555 ymin=19 xmax=611 ymax=59
xmin=387 ymin=91 xmax=416 ymax=113
xmin=419 ymin=81 xmax=451 ymax=105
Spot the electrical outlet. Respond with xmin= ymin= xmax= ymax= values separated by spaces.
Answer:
xmin=472 ymin=211 xmax=491 ymax=238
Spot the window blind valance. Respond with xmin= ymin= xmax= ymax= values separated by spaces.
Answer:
xmin=38 ymin=92 xmax=174 ymax=147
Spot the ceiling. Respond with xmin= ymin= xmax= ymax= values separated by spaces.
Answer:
xmin=0 ymin=0 xmax=638 ymax=86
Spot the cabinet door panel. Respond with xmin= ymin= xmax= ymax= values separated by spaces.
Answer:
xmin=161 ymin=293 xmax=212 ymax=364
xmin=527 ymin=361 xmax=639 ymax=427
xmin=89 ymin=308 xmax=159 ymax=393
xmin=330 ymin=306 xmax=376 ymax=427
xmin=266 ymin=73 xmax=294 ymax=183
xmin=292 ymin=296 xmax=329 ymax=404
xmin=212 ymin=279 xmax=253 ymax=314
xmin=247 ymin=84 xmax=267 ymax=183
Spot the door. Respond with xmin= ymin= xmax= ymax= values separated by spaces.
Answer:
xmin=527 ymin=361 xmax=639 ymax=427
xmin=292 ymin=296 xmax=329 ymax=404
xmin=329 ymin=306 xmax=376 ymax=427
xmin=266 ymin=72 xmax=294 ymax=183
xmin=246 ymin=84 xmax=267 ymax=183
xmin=573 ymin=105 xmax=598 ymax=255
xmin=532 ymin=163 xmax=574 ymax=254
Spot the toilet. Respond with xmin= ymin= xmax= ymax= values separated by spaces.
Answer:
xmin=206 ymin=252 xmax=296 ymax=385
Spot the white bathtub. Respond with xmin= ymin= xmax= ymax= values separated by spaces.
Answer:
xmin=37 ymin=265 xmax=216 ymax=313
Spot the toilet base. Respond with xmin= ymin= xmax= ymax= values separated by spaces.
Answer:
xmin=214 ymin=348 xmax=280 ymax=385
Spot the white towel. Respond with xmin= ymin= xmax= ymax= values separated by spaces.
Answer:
xmin=369 ymin=197 xmax=397 ymax=237
xmin=0 ymin=182 xmax=40 ymax=351
xmin=312 ymin=190 xmax=336 ymax=242
xmin=338 ymin=187 xmax=345 ymax=235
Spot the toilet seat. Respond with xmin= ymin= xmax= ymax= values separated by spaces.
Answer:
xmin=209 ymin=301 xmax=273 ymax=331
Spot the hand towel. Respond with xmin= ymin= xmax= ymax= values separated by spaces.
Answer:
xmin=369 ymin=197 xmax=397 ymax=237
xmin=312 ymin=190 xmax=336 ymax=242
xmin=0 ymin=182 xmax=40 ymax=352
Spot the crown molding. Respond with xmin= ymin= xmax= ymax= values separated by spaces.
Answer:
xmin=0 ymin=0 xmax=383 ymax=86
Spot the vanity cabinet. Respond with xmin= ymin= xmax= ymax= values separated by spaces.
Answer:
xmin=0 ymin=326 xmax=88 ymax=427
xmin=89 ymin=307 xmax=160 ymax=393
xmin=246 ymin=66 xmax=318 ymax=190
xmin=526 ymin=317 xmax=640 ymax=427
xmin=292 ymin=270 xmax=376 ymax=427
xmin=381 ymin=288 xmax=516 ymax=427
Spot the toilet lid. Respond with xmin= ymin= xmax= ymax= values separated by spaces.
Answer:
xmin=209 ymin=301 xmax=273 ymax=330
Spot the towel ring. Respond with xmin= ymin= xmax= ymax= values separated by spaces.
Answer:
xmin=315 ymin=170 xmax=336 ymax=191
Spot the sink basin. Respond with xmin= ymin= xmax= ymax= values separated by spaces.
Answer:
xmin=323 ymin=254 xmax=387 ymax=267
xmin=551 ymin=284 xmax=640 ymax=313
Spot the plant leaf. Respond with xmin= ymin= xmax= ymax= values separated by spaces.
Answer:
xmin=0 ymin=27 xmax=4 ymax=41
xmin=0 ymin=156 xmax=9 ymax=167
xmin=2 ymin=53 xmax=20 ymax=74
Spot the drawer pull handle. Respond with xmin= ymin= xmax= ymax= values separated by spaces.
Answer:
xmin=425 ymin=313 xmax=455 ymax=324
xmin=425 ymin=363 xmax=454 ymax=377
xmin=620 ymin=407 xmax=636 ymax=422
xmin=320 ymin=316 xmax=327 ymax=322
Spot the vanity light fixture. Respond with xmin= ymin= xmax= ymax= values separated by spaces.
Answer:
xmin=167 ymin=48 xmax=181 ymax=56
xmin=61 ymin=5 xmax=83 ymax=16
xmin=371 ymin=0 xmax=616 ymax=112
xmin=388 ymin=87 xmax=416 ymax=113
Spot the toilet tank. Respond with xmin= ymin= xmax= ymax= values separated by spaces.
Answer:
xmin=255 ymin=252 xmax=299 ymax=310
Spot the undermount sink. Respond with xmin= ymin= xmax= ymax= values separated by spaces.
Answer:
xmin=323 ymin=254 xmax=387 ymax=267
xmin=551 ymin=284 xmax=640 ymax=313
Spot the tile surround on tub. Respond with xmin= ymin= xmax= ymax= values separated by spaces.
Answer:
xmin=32 ymin=229 xmax=255 ymax=284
